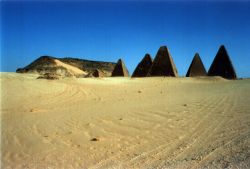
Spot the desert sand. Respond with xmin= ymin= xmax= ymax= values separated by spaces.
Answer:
xmin=1 ymin=73 xmax=250 ymax=169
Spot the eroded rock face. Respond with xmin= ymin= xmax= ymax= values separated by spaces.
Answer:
xmin=208 ymin=45 xmax=237 ymax=79
xmin=132 ymin=54 xmax=153 ymax=77
xmin=186 ymin=53 xmax=207 ymax=77
xmin=111 ymin=59 xmax=130 ymax=77
xmin=37 ymin=73 xmax=60 ymax=80
xmin=147 ymin=46 xmax=178 ymax=77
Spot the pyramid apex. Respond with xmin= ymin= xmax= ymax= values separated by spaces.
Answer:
xmin=116 ymin=58 xmax=125 ymax=66
xmin=219 ymin=45 xmax=226 ymax=49
xmin=194 ymin=53 xmax=200 ymax=56
xmin=218 ymin=45 xmax=228 ymax=53
xmin=143 ymin=53 xmax=153 ymax=61
xmin=159 ymin=46 xmax=168 ymax=50
xmin=194 ymin=53 xmax=200 ymax=58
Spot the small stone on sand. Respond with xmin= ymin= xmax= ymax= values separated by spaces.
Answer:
xmin=90 ymin=138 xmax=99 ymax=141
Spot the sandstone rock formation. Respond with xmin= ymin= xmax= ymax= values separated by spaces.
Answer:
xmin=147 ymin=46 xmax=178 ymax=77
xmin=186 ymin=53 xmax=207 ymax=77
xmin=16 ymin=56 xmax=87 ymax=77
xmin=111 ymin=59 xmax=130 ymax=77
xmin=132 ymin=54 xmax=153 ymax=77
xmin=208 ymin=45 xmax=237 ymax=79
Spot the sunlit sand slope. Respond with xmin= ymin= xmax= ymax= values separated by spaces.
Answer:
xmin=1 ymin=73 xmax=250 ymax=169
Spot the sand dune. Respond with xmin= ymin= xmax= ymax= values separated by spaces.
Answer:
xmin=53 ymin=59 xmax=87 ymax=76
xmin=1 ymin=73 xmax=250 ymax=169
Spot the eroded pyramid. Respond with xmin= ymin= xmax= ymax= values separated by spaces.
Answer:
xmin=147 ymin=46 xmax=178 ymax=77
xmin=208 ymin=45 xmax=237 ymax=79
xmin=111 ymin=59 xmax=130 ymax=77
xmin=186 ymin=53 xmax=207 ymax=77
xmin=132 ymin=54 xmax=153 ymax=77
xmin=92 ymin=69 xmax=105 ymax=77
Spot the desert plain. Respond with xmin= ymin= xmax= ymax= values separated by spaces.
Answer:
xmin=1 ymin=73 xmax=250 ymax=169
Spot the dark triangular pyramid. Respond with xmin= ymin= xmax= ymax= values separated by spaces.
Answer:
xmin=147 ymin=46 xmax=178 ymax=77
xmin=132 ymin=54 xmax=153 ymax=77
xmin=111 ymin=59 xmax=130 ymax=77
xmin=186 ymin=53 xmax=207 ymax=77
xmin=208 ymin=45 xmax=237 ymax=79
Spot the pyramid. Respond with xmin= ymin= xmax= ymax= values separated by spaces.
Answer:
xmin=208 ymin=45 xmax=237 ymax=79
xmin=132 ymin=54 xmax=153 ymax=77
xmin=92 ymin=69 xmax=105 ymax=77
xmin=186 ymin=53 xmax=207 ymax=77
xmin=147 ymin=46 xmax=178 ymax=77
xmin=111 ymin=59 xmax=130 ymax=77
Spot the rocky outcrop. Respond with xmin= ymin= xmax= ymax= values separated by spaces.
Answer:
xmin=186 ymin=53 xmax=207 ymax=77
xmin=16 ymin=56 xmax=87 ymax=77
xmin=208 ymin=45 xmax=237 ymax=79
xmin=132 ymin=54 xmax=153 ymax=77
xmin=16 ymin=56 xmax=56 ymax=74
xmin=16 ymin=56 xmax=116 ymax=77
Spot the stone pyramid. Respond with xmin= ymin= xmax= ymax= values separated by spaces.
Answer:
xmin=132 ymin=54 xmax=153 ymax=77
xmin=186 ymin=53 xmax=207 ymax=77
xmin=147 ymin=46 xmax=178 ymax=77
xmin=111 ymin=59 xmax=130 ymax=77
xmin=208 ymin=45 xmax=237 ymax=79
xmin=92 ymin=69 xmax=105 ymax=77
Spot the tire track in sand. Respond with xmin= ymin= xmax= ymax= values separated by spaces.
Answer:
xmin=154 ymin=94 xmax=238 ymax=168
xmin=123 ymin=95 xmax=229 ymax=168
xmin=88 ymin=95 xmax=222 ymax=169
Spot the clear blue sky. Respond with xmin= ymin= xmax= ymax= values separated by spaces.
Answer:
xmin=1 ymin=0 xmax=250 ymax=77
